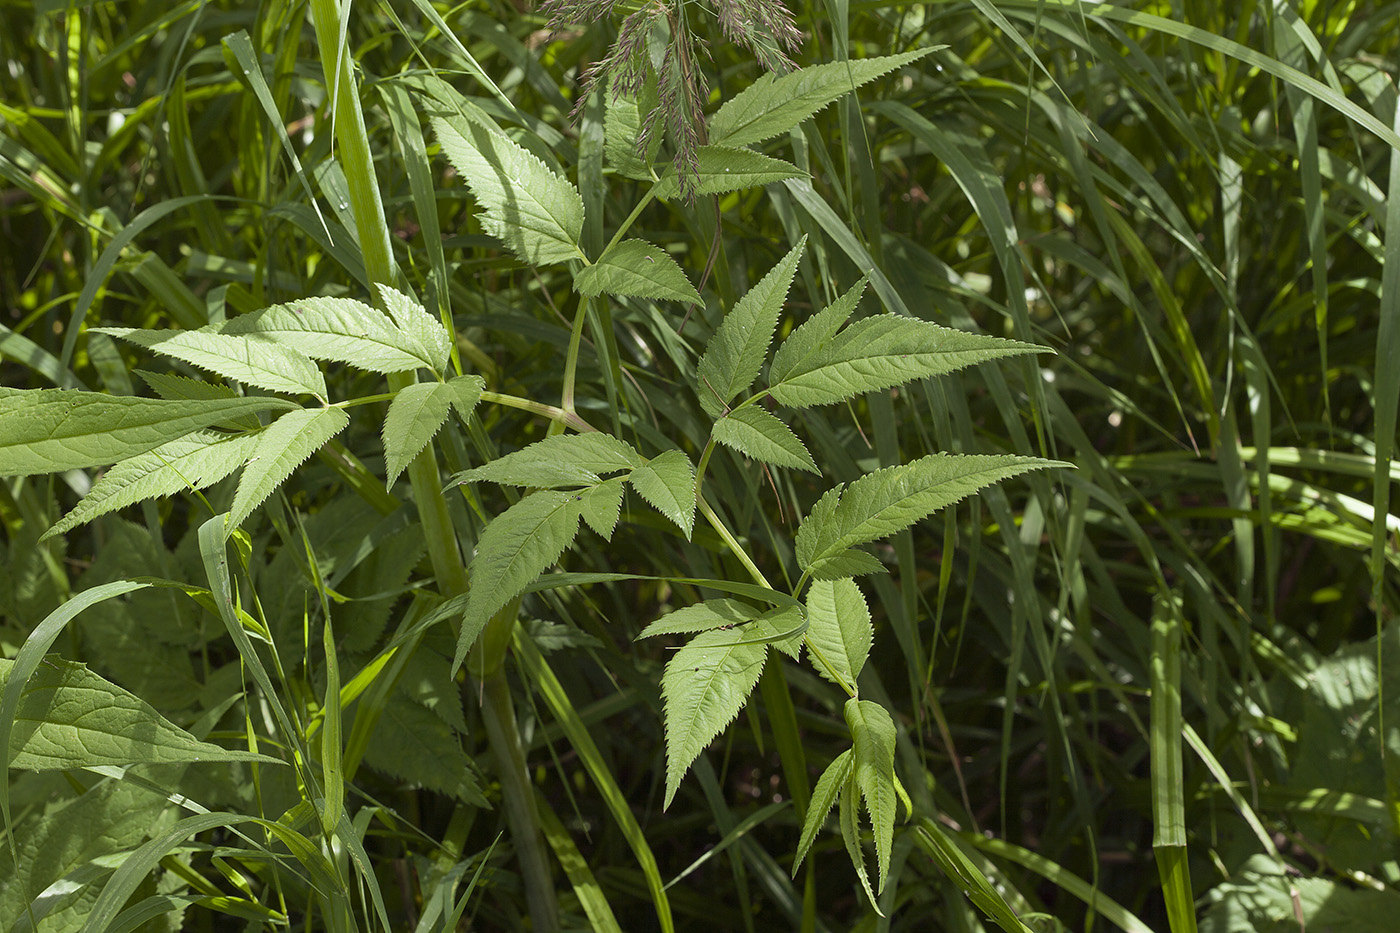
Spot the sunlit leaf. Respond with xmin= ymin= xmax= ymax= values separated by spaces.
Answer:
xmin=226 ymin=407 xmax=350 ymax=533
xmin=711 ymin=406 xmax=818 ymax=473
xmin=95 ymin=326 xmax=327 ymax=397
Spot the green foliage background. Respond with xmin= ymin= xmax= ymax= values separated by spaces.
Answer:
xmin=2 ymin=1 xmax=1399 ymax=931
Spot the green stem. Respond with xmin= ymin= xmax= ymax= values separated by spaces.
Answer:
xmin=604 ymin=187 xmax=657 ymax=254
xmin=481 ymin=390 xmax=597 ymax=433
xmin=560 ymin=295 xmax=590 ymax=417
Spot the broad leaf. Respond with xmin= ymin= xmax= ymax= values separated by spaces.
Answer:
xmin=221 ymin=293 xmax=445 ymax=374
xmin=711 ymin=406 xmax=818 ymax=473
xmin=361 ymin=693 xmax=486 ymax=806
xmin=456 ymin=491 xmax=584 ymax=667
xmin=769 ymin=277 xmax=868 ymax=385
xmin=383 ymin=382 xmax=454 ymax=487
xmin=574 ymin=239 xmax=701 ymax=305
xmin=431 ymin=111 xmax=585 ymax=266
xmin=0 ymin=388 xmax=295 ymax=477
xmin=95 ymin=326 xmax=327 ymax=397
xmin=805 ymin=579 xmax=872 ymax=689
xmin=795 ymin=454 xmax=1067 ymax=572
xmin=768 ymin=315 xmax=1046 ymax=409
xmin=453 ymin=432 xmax=643 ymax=489
xmin=846 ymin=698 xmax=897 ymax=893
xmin=636 ymin=598 xmax=763 ymax=640
xmin=604 ymin=70 xmax=661 ymax=180
xmin=136 ymin=370 xmax=262 ymax=429
xmin=1 ymin=656 xmax=277 ymax=770
xmin=378 ymin=284 xmax=452 ymax=373
xmin=448 ymin=374 xmax=485 ymax=422
xmin=653 ymin=146 xmax=808 ymax=199
xmin=805 ymin=548 xmax=886 ymax=580
xmin=42 ymin=430 xmax=260 ymax=540
xmin=579 ymin=478 xmax=625 ymax=541
xmin=697 ymin=238 xmax=805 ymax=417
xmin=709 ymin=47 xmax=938 ymax=148
xmin=793 ymin=749 xmax=853 ymax=874
xmin=661 ymin=626 xmax=768 ymax=807
xmin=628 ymin=449 xmax=696 ymax=538
xmin=226 ymin=407 xmax=350 ymax=533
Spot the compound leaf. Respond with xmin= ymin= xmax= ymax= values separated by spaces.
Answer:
xmin=627 ymin=449 xmax=696 ymax=538
xmin=383 ymin=382 xmax=454 ymax=488
xmin=452 ymin=432 xmax=642 ymax=489
xmin=95 ymin=326 xmax=326 ymax=397
xmin=579 ymin=478 xmax=625 ymax=541
xmin=805 ymin=548 xmax=886 ymax=581
xmin=361 ymin=693 xmax=486 ymax=806
xmin=226 ymin=407 xmax=350 ymax=533
xmin=636 ymin=598 xmax=763 ymax=640
xmin=653 ymin=146 xmax=807 ymax=199
xmin=378 ymin=284 xmax=452 ymax=373
xmin=846 ymin=698 xmax=898 ymax=893
xmin=575 ymin=239 xmax=701 ymax=305
xmin=769 ymin=277 xmax=868 ymax=386
xmin=794 ymin=748 xmax=853 ymax=874
xmin=448 ymin=374 xmax=486 ymax=422
xmin=805 ymin=579 xmax=872 ymax=689
xmin=711 ymin=405 xmax=818 ymax=474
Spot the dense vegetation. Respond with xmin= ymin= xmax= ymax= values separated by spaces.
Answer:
xmin=2 ymin=1 xmax=1398 ymax=931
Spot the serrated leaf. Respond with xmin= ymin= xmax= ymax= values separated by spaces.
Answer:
xmin=661 ymin=626 xmax=768 ymax=807
xmin=697 ymin=238 xmax=806 ymax=417
xmin=1 ymin=656 xmax=277 ymax=770
xmin=43 ymin=430 xmax=260 ymax=540
xmin=604 ymin=70 xmax=661 ymax=180
xmin=453 ymin=432 xmax=643 ymax=489
xmin=794 ymin=748 xmax=853 ymax=874
xmin=709 ymin=47 xmax=938 ymax=148
xmin=769 ymin=277 xmax=868 ymax=386
xmin=226 ymin=407 xmax=350 ymax=533
xmin=653 ymin=146 xmax=808 ymax=199
xmin=628 ymin=449 xmax=696 ymax=538
xmin=795 ymin=454 xmax=1068 ymax=572
xmin=769 ymin=315 xmax=1046 ymax=408
xmin=378 ymin=284 xmax=452 ymax=373
xmin=806 ymin=579 xmax=872 ymax=689
xmin=840 ymin=770 xmax=878 ymax=908
xmin=574 ymin=239 xmax=701 ymax=305
xmin=95 ymin=326 xmax=327 ymax=396
xmin=579 ymin=478 xmax=625 ymax=541
xmin=711 ymin=406 xmax=818 ymax=473
xmin=456 ymin=491 xmax=584 ymax=667
xmin=136 ymin=370 xmax=262 ymax=430
xmin=636 ymin=598 xmax=762 ymax=640
xmin=221 ymin=294 xmax=444 ymax=374
xmin=846 ymin=698 xmax=897 ymax=893
xmin=0 ymin=388 xmax=296 ymax=477
xmin=431 ymin=111 xmax=584 ymax=266
xmin=806 ymin=548 xmax=886 ymax=580
xmin=448 ymin=374 xmax=485 ymax=422
xmin=361 ymin=693 xmax=485 ymax=806
xmin=383 ymin=382 xmax=455 ymax=488
xmin=755 ymin=606 xmax=806 ymax=659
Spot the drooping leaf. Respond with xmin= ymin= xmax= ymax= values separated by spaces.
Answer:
xmin=94 ymin=326 xmax=327 ymax=397
xmin=42 ymin=430 xmax=260 ymax=540
xmin=0 ymin=657 xmax=277 ymax=770
xmin=452 ymin=432 xmax=643 ymax=489
xmin=383 ymin=382 xmax=455 ymax=488
xmin=768 ymin=315 xmax=1046 ymax=409
xmin=579 ymin=478 xmax=625 ymax=541
xmin=661 ymin=626 xmax=769 ymax=807
xmin=448 ymin=374 xmax=485 ymax=422
xmin=805 ymin=579 xmax=872 ymax=689
xmin=574 ymin=239 xmax=701 ymax=305
xmin=636 ymin=598 xmax=763 ymax=640
xmin=846 ymin=697 xmax=898 ymax=894
xmin=0 ymin=388 xmax=295 ymax=477
xmin=709 ymin=47 xmax=938 ymax=148
xmin=795 ymin=454 xmax=1068 ymax=572
xmin=456 ymin=491 xmax=584 ymax=667
xmin=805 ymin=548 xmax=886 ymax=581
xmin=697 ymin=238 xmax=806 ymax=417
xmin=653 ymin=146 xmax=808 ymax=199
xmin=221 ymin=293 xmax=445 ymax=374
xmin=226 ymin=407 xmax=350 ymax=533
xmin=711 ymin=405 xmax=818 ymax=473
xmin=377 ymin=284 xmax=452 ymax=373
xmin=793 ymin=749 xmax=853 ymax=874
xmin=360 ymin=693 xmax=486 ymax=807
xmin=840 ymin=769 xmax=878 ymax=907
xmin=769 ymin=277 xmax=868 ymax=385
xmin=431 ymin=110 xmax=585 ymax=266
xmin=627 ymin=449 xmax=696 ymax=538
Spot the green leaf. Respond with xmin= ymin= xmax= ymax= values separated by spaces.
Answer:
xmin=653 ymin=146 xmax=808 ymax=199
xmin=453 ymin=432 xmax=643 ymax=489
xmin=135 ymin=370 xmax=262 ymax=430
xmin=661 ymin=626 xmax=768 ymax=808
xmin=575 ymin=239 xmax=701 ymax=305
xmin=793 ymin=749 xmax=853 ymax=874
xmin=795 ymin=454 xmax=1068 ymax=572
xmin=448 ymin=374 xmax=485 ymax=422
xmin=383 ymin=382 xmax=455 ymax=488
xmin=42 ymin=430 xmax=260 ymax=541
xmin=697 ymin=238 xmax=806 ymax=417
xmin=628 ymin=449 xmax=696 ymax=538
xmin=840 ymin=770 xmax=878 ymax=908
xmin=94 ymin=326 xmax=327 ymax=397
xmin=636 ymin=598 xmax=763 ymax=640
xmin=709 ymin=47 xmax=938 ymax=148
xmin=226 ymin=407 xmax=350 ymax=533
xmin=378 ymin=284 xmax=452 ymax=373
xmin=768 ymin=315 xmax=1046 ymax=409
xmin=1199 ymin=853 xmax=1400 ymax=933
xmin=0 ymin=388 xmax=295 ymax=477
xmin=711 ymin=406 xmax=818 ymax=474
xmin=604 ymin=70 xmax=661 ymax=180
xmin=431 ymin=110 xmax=585 ymax=265
xmin=806 ymin=579 xmax=872 ymax=689
xmin=769 ymin=277 xmax=868 ymax=386
xmin=805 ymin=548 xmax=886 ymax=581
xmin=360 ymin=693 xmax=486 ymax=806
xmin=456 ymin=491 xmax=584 ymax=667
xmin=846 ymin=698 xmax=897 ymax=894
xmin=1 ymin=656 xmax=277 ymax=770
xmin=579 ymin=478 xmax=625 ymax=541
xmin=221 ymin=293 xmax=445 ymax=374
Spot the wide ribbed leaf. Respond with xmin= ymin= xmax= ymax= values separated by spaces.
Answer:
xmin=226 ymin=407 xmax=350 ymax=533
xmin=221 ymin=293 xmax=444 ymax=374
xmin=627 ymin=449 xmax=696 ymax=538
xmin=0 ymin=388 xmax=295 ymax=477
xmin=653 ymin=146 xmax=807 ymax=199
xmin=574 ymin=239 xmax=701 ymax=305
xmin=711 ymin=406 xmax=818 ymax=473
xmin=383 ymin=383 xmax=455 ymax=488
xmin=95 ymin=326 xmax=326 ymax=397
xmin=795 ymin=454 xmax=1068 ymax=572
xmin=805 ymin=579 xmax=872 ymax=690
xmin=452 ymin=432 xmax=643 ymax=489
xmin=361 ymin=693 xmax=485 ymax=806
xmin=846 ymin=698 xmax=898 ymax=892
